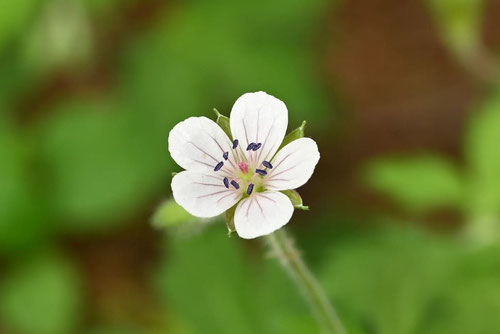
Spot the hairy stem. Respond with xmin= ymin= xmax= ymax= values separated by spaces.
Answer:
xmin=265 ymin=228 xmax=347 ymax=334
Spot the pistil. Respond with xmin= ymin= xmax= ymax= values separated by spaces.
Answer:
xmin=238 ymin=161 xmax=249 ymax=174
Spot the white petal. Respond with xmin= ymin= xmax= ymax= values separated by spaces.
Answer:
xmin=234 ymin=191 xmax=293 ymax=239
xmin=265 ymin=138 xmax=320 ymax=191
xmin=230 ymin=92 xmax=288 ymax=167
xmin=168 ymin=117 xmax=237 ymax=174
xmin=171 ymin=171 xmax=242 ymax=218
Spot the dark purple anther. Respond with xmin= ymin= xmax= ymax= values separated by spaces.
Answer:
xmin=246 ymin=142 xmax=256 ymax=151
xmin=251 ymin=143 xmax=262 ymax=151
xmin=232 ymin=139 xmax=239 ymax=149
xmin=262 ymin=161 xmax=273 ymax=169
xmin=256 ymin=169 xmax=267 ymax=176
xmin=214 ymin=161 xmax=224 ymax=172
xmin=230 ymin=180 xmax=240 ymax=189
xmin=223 ymin=152 xmax=229 ymax=160
xmin=247 ymin=183 xmax=254 ymax=195
xmin=223 ymin=177 xmax=229 ymax=188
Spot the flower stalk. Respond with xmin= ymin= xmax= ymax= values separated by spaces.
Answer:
xmin=265 ymin=228 xmax=347 ymax=334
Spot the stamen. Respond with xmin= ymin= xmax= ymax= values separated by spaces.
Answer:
xmin=251 ymin=143 xmax=262 ymax=151
xmin=230 ymin=180 xmax=240 ymax=189
xmin=223 ymin=177 xmax=229 ymax=188
xmin=214 ymin=161 xmax=224 ymax=171
xmin=223 ymin=152 xmax=229 ymax=160
xmin=256 ymin=169 xmax=267 ymax=176
xmin=247 ymin=183 xmax=254 ymax=195
xmin=246 ymin=142 xmax=256 ymax=151
xmin=232 ymin=139 xmax=239 ymax=149
xmin=263 ymin=161 xmax=273 ymax=169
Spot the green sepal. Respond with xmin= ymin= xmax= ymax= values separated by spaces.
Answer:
xmin=172 ymin=172 xmax=178 ymax=177
xmin=281 ymin=189 xmax=309 ymax=210
xmin=225 ymin=204 xmax=237 ymax=234
xmin=279 ymin=121 xmax=306 ymax=150
xmin=213 ymin=108 xmax=232 ymax=139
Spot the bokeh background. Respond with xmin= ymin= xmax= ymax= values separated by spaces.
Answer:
xmin=2 ymin=0 xmax=500 ymax=333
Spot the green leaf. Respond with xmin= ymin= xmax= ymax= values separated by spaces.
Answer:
xmin=364 ymin=155 xmax=463 ymax=213
xmin=38 ymin=99 xmax=169 ymax=232
xmin=463 ymin=93 xmax=500 ymax=244
xmin=279 ymin=121 xmax=306 ymax=150
xmin=214 ymin=108 xmax=232 ymax=139
xmin=320 ymin=227 xmax=457 ymax=334
xmin=465 ymin=94 xmax=500 ymax=216
xmin=152 ymin=199 xmax=198 ymax=229
xmin=0 ymin=116 xmax=54 ymax=255
xmin=425 ymin=245 xmax=500 ymax=333
xmin=427 ymin=277 xmax=500 ymax=334
xmin=281 ymin=189 xmax=309 ymax=210
xmin=0 ymin=252 xmax=82 ymax=334
xmin=0 ymin=0 xmax=38 ymax=52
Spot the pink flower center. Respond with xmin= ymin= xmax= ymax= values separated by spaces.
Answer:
xmin=238 ymin=161 xmax=249 ymax=173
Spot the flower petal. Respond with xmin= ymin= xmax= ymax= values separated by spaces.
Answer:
xmin=234 ymin=191 xmax=293 ymax=239
xmin=168 ymin=117 xmax=237 ymax=174
xmin=265 ymin=138 xmax=320 ymax=191
xmin=230 ymin=92 xmax=288 ymax=167
xmin=171 ymin=171 xmax=242 ymax=218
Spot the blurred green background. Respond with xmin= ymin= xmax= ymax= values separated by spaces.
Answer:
xmin=2 ymin=0 xmax=500 ymax=333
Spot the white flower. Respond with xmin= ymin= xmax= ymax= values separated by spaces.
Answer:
xmin=168 ymin=91 xmax=320 ymax=239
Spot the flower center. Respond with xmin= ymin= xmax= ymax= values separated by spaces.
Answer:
xmin=213 ymin=138 xmax=274 ymax=196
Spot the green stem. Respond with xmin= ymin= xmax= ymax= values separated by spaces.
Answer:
xmin=265 ymin=228 xmax=347 ymax=334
